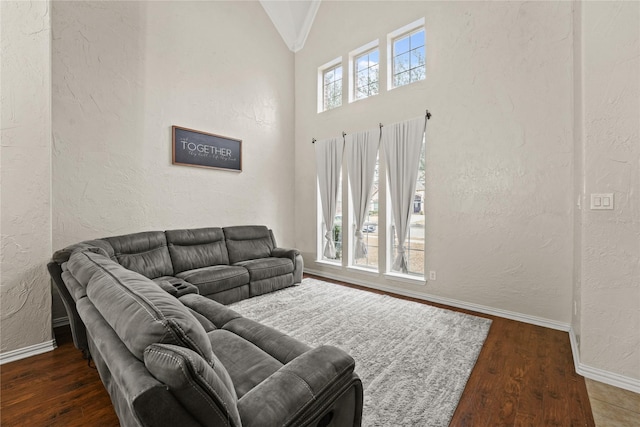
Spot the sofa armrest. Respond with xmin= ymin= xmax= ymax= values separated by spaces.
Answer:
xmin=48 ymin=261 xmax=88 ymax=352
xmin=237 ymin=345 xmax=358 ymax=427
xmin=271 ymin=248 xmax=304 ymax=284
xmin=156 ymin=280 xmax=199 ymax=298
xmin=271 ymin=247 xmax=299 ymax=263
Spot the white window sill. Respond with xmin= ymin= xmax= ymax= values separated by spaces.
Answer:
xmin=315 ymin=259 xmax=343 ymax=269
xmin=384 ymin=272 xmax=426 ymax=286
xmin=346 ymin=265 xmax=380 ymax=276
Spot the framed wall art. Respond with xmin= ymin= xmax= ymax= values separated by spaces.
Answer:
xmin=172 ymin=126 xmax=242 ymax=172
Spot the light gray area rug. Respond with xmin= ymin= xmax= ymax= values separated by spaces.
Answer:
xmin=230 ymin=278 xmax=492 ymax=426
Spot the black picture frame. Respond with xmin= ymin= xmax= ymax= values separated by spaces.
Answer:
xmin=172 ymin=126 xmax=242 ymax=172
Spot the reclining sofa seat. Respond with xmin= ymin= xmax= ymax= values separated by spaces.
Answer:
xmin=64 ymin=249 xmax=362 ymax=427
xmin=48 ymin=225 xmax=303 ymax=353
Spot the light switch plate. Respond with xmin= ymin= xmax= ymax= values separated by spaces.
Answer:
xmin=590 ymin=193 xmax=614 ymax=210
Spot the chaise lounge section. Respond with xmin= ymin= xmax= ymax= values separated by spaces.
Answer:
xmin=63 ymin=248 xmax=362 ymax=426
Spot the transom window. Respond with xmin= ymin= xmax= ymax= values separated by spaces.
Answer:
xmin=354 ymin=49 xmax=379 ymax=100
xmin=323 ymin=64 xmax=342 ymax=111
xmin=391 ymin=27 xmax=425 ymax=88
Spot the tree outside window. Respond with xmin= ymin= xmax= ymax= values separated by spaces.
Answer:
xmin=354 ymin=49 xmax=379 ymax=100
xmin=392 ymin=28 xmax=425 ymax=88
xmin=323 ymin=65 xmax=342 ymax=111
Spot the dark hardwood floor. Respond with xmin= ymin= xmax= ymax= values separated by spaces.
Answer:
xmin=0 ymin=326 xmax=119 ymax=426
xmin=1 ymin=275 xmax=594 ymax=426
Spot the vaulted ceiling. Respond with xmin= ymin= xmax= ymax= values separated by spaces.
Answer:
xmin=259 ymin=0 xmax=321 ymax=52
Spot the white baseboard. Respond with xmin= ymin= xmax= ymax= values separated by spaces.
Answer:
xmin=306 ymin=269 xmax=640 ymax=394
xmin=569 ymin=328 xmax=640 ymax=394
xmin=305 ymin=268 xmax=571 ymax=331
xmin=52 ymin=316 xmax=70 ymax=328
xmin=0 ymin=339 xmax=57 ymax=365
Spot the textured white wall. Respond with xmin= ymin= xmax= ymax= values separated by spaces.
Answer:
xmin=580 ymin=1 xmax=639 ymax=381
xmin=52 ymin=1 xmax=295 ymax=251
xmin=0 ymin=1 xmax=53 ymax=353
xmin=295 ymin=1 xmax=575 ymax=324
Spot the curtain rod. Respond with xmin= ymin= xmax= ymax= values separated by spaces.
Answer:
xmin=379 ymin=109 xmax=432 ymax=129
xmin=312 ymin=109 xmax=432 ymax=143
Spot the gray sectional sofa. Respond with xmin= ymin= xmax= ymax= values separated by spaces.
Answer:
xmin=49 ymin=225 xmax=303 ymax=352
xmin=48 ymin=225 xmax=363 ymax=426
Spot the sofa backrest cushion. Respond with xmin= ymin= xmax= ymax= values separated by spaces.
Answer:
xmin=223 ymin=226 xmax=275 ymax=264
xmin=166 ymin=228 xmax=229 ymax=273
xmin=105 ymin=231 xmax=173 ymax=279
xmin=144 ymin=343 xmax=241 ymax=427
xmin=67 ymin=250 xmax=214 ymax=364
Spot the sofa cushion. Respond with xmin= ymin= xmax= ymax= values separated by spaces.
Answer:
xmin=250 ymin=274 xmax=294 ymax=298
xmin=220 ymin=316 xmax=311 ymax=365
xmin=176 ymin=266 xmax=249 ymax=296
xmin=206 ymin=286 xmax=251 ymax=305
xmin=67 ymin=250 xmax=213 ymax=364
xmin=144 ymin=343 xmax=241 ymax=427
xmin=234 ymin=257 xmax=293 ymax=282
xmin=105 ymin=231 xmax=173 ymax=279
xmin=166 ymin=228 xmax=230 ymax=274
xmin=223 ymin=226 xmax=274 ymax=264
xmin=208 ymin=329 xmax=283 ymax=399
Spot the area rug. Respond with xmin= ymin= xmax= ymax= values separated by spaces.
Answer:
xmin=230 ymin=278 xmax=492 ymax=426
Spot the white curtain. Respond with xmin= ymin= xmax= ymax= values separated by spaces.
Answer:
xmin=315 ymin=137 xmax=344 ymax=259
xmin=382 ymin=117 xmax=427 ymax=273
xmin=345 ymin=129 xmax=380 ymax=259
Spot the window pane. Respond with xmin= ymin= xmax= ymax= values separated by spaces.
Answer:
xmin=369 ymin=49 xmax=379 ymax=64
xmin=324 ymin=69 xmax=334 ymax=83
xmin=392 ymin=28 xmax=425 ymax=88
xmin=332 ymin=173 xmax=343 ymax=261
xmin=394 ymin=36 xmax=410 ymax=55
xmin=410 ymin=30 xmax=425 ymax=49
xmin=354 ymin=48 xmax=379 ymax=100
xmin=356 ymin=54 xmax=368 ymax=72
xmin=370 ymin=80 xmax=379 ymax=96
xmin=410 ymin=66 xmax=425 ymax=83
xmin=334 ymin=66 xmax=342 ymax=81
xmin=394 ymin=53 xmax=410 ymax=73
xmin=410 ymin=47 xmax=425 ymax=68
xmin=356 ymin=69 xmax=368 ymax=85
xmin=393 ymin=73 xmax=402 ymax=87
xmin=323 ymin=65 xmax=342 ymax=111
xmin=370 ymin=64 xmax=379 ymax=82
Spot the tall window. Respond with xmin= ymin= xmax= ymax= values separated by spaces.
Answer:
xmin=320 ymin=172 xmax=342 ymax=262
xmin=388 ymin=19 xmax=425 ymax=89
xmin=316 ymin=136 xmax=344 ymax=262
xmin=323 ymin=64 xmax=342 ymax=111
xmin=354 ymin=49 xmax=379 ymax=100
xmin=332 ymin=175 xmax=343 ymax=261
xmin=353 ymin=157 xmax=379 ymax=269
xmin=390 ymin=135 xmax=425 ymax=276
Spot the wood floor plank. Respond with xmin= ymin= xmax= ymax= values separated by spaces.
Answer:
xmin=0 ymin=327 xmax=118 ymax=427
xmin=0 ymin=275 xmax=595 ymax=426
